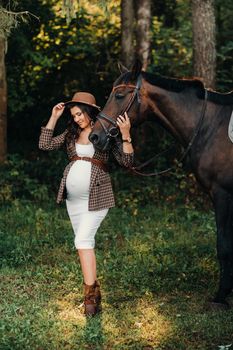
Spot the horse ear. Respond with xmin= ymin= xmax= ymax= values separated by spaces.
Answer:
xmin=131 ymin=59 xmax=142 ymax=80
xmin=117 ymin=61 xmax=129 ymax=74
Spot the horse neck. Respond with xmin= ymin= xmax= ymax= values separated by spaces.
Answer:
xmin=144 ymin=83 xmax=203 ymax=146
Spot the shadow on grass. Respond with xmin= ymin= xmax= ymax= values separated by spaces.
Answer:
xmin=83 ymin=314 xmax=104 ymax=349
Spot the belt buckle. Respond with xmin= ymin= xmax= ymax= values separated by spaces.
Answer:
xmin=80 ymin=156 xmax=84 ymax=161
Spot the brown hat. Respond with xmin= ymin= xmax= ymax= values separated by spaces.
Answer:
xmin=64 ymin=92 xmax=101 ymax=111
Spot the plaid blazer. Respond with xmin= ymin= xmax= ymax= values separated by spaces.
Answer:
xmin=39 ymin=127 xmax=134 ymax=211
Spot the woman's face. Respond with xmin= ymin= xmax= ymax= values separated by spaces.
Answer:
xmin=70 ymin=105 xmax=91 ymax=129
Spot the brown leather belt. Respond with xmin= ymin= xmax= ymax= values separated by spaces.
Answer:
xmin=71 ymin=155 xmax=108 ymax=172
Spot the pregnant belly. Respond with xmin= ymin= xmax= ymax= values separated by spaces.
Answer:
xmin=66 ymin=161 xmax=91 ymax=200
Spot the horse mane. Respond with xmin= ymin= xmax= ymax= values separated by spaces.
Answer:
xmin=207 ymin=89 xmax=233 ymax=105
xmin=114 ymin=71 xmax=233 ymax=106
xmin=144 ymin=72 xmax=233 ymax=105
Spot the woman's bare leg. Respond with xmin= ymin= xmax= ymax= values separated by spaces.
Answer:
xmin=77 ymin=249 xmax=96 ymax=285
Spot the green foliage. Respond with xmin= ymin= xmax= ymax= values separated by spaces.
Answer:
xmin=6 ymin=0 xmax=122 ymax=152
xmin=111 ymin=158 xmax=209 ymax=218
xmin=0 ymin=2 xmax=31 ymax=38
xmin=7 ymin=0 xmax=121 ymax=114
xmin=216 ymin=0 xmax=233 ymax=91
xmin=150 ymin=0 xmax=193 ymax=77
xmin=5 ymin=0 xmax=233 ymax=164
xmin=0 ymin=148 xmax=209 ymax=216
xmin=0 ymin=154 xmax=50 ymax=203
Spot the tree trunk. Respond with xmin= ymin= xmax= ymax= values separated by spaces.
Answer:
xmin=121 ymin=0 xmax=135 ymax=69
xmin=191 ymin=0 xmax=216 ymax=89
xmin=135 ymin=0 xmax=151 ymax=70
xmin=0 ymin=35 xmax=7 ymax=163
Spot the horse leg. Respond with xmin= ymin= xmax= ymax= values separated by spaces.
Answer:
xmin=212 ymin=188 xmax=233 ymax=307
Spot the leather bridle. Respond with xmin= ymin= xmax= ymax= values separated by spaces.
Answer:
xmin=95 ymin=75 xmax=142 ymax=150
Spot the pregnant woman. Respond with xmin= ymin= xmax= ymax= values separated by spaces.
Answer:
xmin=39 ymin=92 xmax=134 ymax=316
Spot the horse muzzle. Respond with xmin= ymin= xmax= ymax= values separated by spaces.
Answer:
xmin=89 ymin=131 xmax=112 ymax=151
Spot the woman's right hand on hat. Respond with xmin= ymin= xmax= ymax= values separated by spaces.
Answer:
xmin=51 ymin=103 xmax=65 ymax=120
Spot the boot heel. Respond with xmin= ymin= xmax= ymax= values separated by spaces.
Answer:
xmin=84 ymin=280 xmax=102 ymax=316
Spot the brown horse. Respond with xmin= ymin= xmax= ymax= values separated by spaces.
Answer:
xmin=89 ymin=60 xmax=233 ymax=308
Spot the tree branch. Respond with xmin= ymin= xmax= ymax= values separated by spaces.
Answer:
xmin=0 ymin=8 xmax=40 ymax=22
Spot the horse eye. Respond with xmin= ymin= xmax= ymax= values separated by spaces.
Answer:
xmin=115 ymin=93 xmax=125 ymax=99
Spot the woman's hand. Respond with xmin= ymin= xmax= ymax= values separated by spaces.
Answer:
xmin=116 ymin=112 xmax=133 ymax=154
xmin=45 ymin=103 xmax=65 ymax=130
xmin=116 ymin=112 xmax=131 ymax=139
xmin=51 ymin=102 xmax=65 ymax=120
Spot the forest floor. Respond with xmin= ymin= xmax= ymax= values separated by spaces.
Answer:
xmin=1 ymin=200 xmax=233 ymax=350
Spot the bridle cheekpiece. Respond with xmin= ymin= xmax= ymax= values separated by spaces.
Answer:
xmin=95 ymin=75 xmax=142 ymax=149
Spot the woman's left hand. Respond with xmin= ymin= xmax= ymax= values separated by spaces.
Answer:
xmin=116 ymin=112 xmax=131 ymax=138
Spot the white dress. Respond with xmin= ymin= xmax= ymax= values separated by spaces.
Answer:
xmin=66 ymin=143 xmax=108 ymax=249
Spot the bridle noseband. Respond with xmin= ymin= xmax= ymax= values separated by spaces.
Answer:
xmin=96 ymin=75 xmax=142 ymax=149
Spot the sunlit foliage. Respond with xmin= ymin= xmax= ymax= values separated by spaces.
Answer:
xmin=5 ymin=0 xmax=233 ymax=153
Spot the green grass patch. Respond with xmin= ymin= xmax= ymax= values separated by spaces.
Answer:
xmin=0 ymin=200 xmax=232 ymax=350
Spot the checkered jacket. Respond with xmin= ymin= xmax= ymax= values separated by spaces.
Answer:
xmin=39 ymin=127 xmax=134 ymax=211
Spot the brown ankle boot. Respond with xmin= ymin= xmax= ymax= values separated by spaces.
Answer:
xmin=84 ymin=280 xmax=102 ymax=316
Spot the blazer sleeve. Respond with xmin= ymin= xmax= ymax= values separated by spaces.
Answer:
xmin=39 ymin=127 xmax=68 ymax=151
xmin=111 ymin=139 xmax=134 ymax=168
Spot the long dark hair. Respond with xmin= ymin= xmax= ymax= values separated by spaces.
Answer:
xmin=66 ymin=103 xmax=99 ymax=143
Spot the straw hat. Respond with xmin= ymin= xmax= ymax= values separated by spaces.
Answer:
xmin=64 ymin=92 xmax=101 ymax=111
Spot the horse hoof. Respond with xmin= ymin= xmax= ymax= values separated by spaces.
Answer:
xmin=207 ymin=301 xmax=230 ymax=311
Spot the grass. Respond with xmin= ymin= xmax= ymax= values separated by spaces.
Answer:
xmin=0 ymin=199 xmax=233 ymax=350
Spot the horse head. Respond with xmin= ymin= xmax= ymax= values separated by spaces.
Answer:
xmin=89 ymin=60 xmax=146 ymax=151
